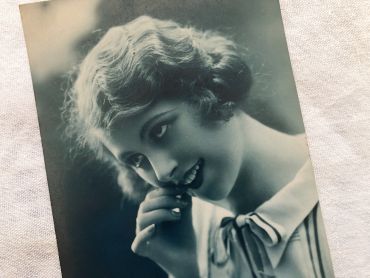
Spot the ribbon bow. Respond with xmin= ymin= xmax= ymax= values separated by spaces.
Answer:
xmin=211 ymin=213 xmax=285 ymax=277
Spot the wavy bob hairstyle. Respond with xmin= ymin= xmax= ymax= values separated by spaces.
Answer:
xmin=63 ymin=15 xmax=252 ymax=202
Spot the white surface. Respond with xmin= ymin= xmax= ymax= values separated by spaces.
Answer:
xmin=0 ymin=0 xmax=369 ymax=277
xmin=0 ymin=1 xmax=62 ymax=277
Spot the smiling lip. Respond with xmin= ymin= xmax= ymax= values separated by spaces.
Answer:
xmin=181 ymin=159 xmax=204 ymax=189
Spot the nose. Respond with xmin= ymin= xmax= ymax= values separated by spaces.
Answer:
xmin=149 ymin=152 xmax=179 ymax=185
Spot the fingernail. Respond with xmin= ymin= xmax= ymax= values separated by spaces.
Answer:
xmin=148 ymin=224 xmax=156 ymax=234
xmin=171 ymin=208 xmax=181 ymax=216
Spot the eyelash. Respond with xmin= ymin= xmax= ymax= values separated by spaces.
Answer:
xmin=126 ymin=154 xmax=145 ymax=169
xmin=126 ymin=120 xmax=173 ymax=169
xmin=149 ymin=122 xmax=169 ymax=141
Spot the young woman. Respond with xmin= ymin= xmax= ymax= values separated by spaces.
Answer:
xmin=64 ymin=16 xmax=334 ymax=278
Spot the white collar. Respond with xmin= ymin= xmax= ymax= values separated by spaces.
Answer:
xmin=244 ymin=159 xmax=319 ymax=268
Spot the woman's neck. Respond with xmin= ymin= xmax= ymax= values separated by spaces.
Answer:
xmin=217 ymin=113 xmax=309 ymax=214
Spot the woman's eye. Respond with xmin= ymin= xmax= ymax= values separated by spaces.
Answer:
xmin=150 ymin=123 xmax=168 ymax=139
xmin=128 ymin=154 xmax=145 ymax=168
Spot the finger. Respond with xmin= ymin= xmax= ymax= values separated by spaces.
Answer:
xmin=137 ymin=208 xmax=181 ymax=231
xmin=131 ymin=224 xmax=156 ymax=257
xmin=146 ymin=187 xmax=187 ymax=200
xmin=140 ymin=195 xmax=189 ymax=213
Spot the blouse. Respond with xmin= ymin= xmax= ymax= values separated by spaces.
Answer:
xmin=191 ymin=160 xmax=335 ymax=278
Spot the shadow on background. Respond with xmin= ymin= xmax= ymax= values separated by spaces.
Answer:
xmin=20 ymin=0 xmax=304 ymax=277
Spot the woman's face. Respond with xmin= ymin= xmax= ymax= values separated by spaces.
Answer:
xmin=101 ymin=100 xmax=245 ymax=202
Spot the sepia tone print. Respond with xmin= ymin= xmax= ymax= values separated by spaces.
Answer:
xmin=20 ymin=1 xmax=334 ymax=277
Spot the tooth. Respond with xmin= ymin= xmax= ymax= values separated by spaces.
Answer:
xmin=182 ymin=162 xmax=201 ymax=186
xmin=186 ymin=176 xmax=193 ymax=184
xmin=184 ymin=178 xmax=192 ymax=184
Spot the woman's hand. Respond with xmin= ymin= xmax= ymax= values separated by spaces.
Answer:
xmin=131 ymin=187 xmax=199 ymax=278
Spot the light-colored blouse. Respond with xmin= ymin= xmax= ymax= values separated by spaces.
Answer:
xmin=191 ymin=160 xmax=334 ymax=278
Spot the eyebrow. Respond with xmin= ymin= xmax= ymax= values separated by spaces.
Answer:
xmin=139 ymin=108 xmax=177 ymax=141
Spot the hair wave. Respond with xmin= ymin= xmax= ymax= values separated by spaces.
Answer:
xmin=63 ymin=15 xmax=252 ymax=202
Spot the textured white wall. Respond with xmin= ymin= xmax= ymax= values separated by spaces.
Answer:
xmin=0 ymin=1 xmax=61 ymax=277
xmin=280 ymin=1 xmax=370 ymax=277
xmin=0 ymin=0 xmax=369 ymax=277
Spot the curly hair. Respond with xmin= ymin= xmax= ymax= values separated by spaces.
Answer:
xmin=63 ymin=15 xmax=252 ymax=202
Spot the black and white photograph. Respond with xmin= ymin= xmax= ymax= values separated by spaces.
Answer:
xmin=19 ymin=0 xmax=335 ymax=277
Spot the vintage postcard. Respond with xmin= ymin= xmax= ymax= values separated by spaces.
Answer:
xmin=20 ymin=0 xmax=334 ymax=277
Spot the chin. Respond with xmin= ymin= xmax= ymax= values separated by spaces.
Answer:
xmin=195 ymin=182 xmax=233 ymax=202
xmin=192 ymin=163 xmax=238 ymax=202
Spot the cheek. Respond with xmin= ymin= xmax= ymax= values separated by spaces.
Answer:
xmin=199 ymin=144 xmax=242 ymax=200
xmin=209 ymin=153 xmax=240 ymax=183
